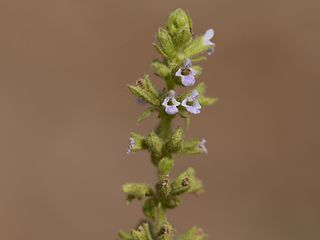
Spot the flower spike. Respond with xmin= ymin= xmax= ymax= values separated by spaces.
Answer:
xmin=122 ymin=8 xmax=217 ymax=240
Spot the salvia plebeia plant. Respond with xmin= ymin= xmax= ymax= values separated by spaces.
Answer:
xmin=119 ymin=8 xmax=217 ymax=240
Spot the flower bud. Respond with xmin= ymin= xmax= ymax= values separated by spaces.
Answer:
xmin=166 ymin=8 xmax=191 ymax=36
xmin=167 ymin=9 xmax=192 ymax=48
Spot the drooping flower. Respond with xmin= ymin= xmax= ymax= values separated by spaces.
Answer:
xmin=175 ymin=58 xmax=197 ymax=87
xmin=198 ymin=139 xmax=208 ymax=154
xmin=126 ymin=137 xmax=135 ymax=154
xmin=162 ymin=90 xmax=180 ymax=115
xmin=181 ymin=90 xmax=202 ymax=114
xmin=203 ymin=29 xmax=215 ymax=46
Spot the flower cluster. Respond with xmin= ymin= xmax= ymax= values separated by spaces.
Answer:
xmin=121 ymin=8 xmax=217 ymax=240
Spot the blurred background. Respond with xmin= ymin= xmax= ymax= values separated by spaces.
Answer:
xmin=0 ymin=0 xmax=319 ymax=240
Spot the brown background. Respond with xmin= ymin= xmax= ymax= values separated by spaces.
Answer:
xmin=0 ymin=1 xmax=319 ymax=240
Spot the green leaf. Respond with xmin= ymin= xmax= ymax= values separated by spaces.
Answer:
xmin=143 ymin=201 xmax=166 ymax=226
xmin=122 ymin=183 xmax=152 ymax=203
xmin=192 ymin=65 xmax=202 ymax=77
xmin=177 ymin=227 xmax=207 ymax=240
xmin=179 ymin=139 xmax=202 ymax=155
xmin=143 ymin=199 xmax=157 ymax=220
xmin=158 ymin=157 xmax=174 ymax=175
xmin=151 ymin=60 xmax=171 ymax=79
xmin=166 ymin=128 xmax=184 ymax=153
xmin=183 ymin=36 xmax=211 ymax=58
xmin=199 ymin=96 xmax=218 ymax=106
xmin=143 ymin=75 xmax=159 ymax=98
xmin=161 ymin=196 xmax=181 ymax=209
xmin=129 ymin=132 xmax=145 ymax=153
xmin=170 ymin=168 xmax=203 ymax=196
xmin=137 ymin=107 xmax=155 ymax=124
xmin=128 ymin=85 xmax=159 ymax=105
xmin=170 ymin=168 xmax=191 ymax=195
xmin=157 ymin=28 xmax=176 ymax=59
xmin=145 ymin=132 xmax=163 ymax=155
xmin=153 ymin=43 xmax=168 ymax=58
xmin=131 ymin=223 xmax=153 ymax=240
xmin=196 ymin=82 xmax=218 ymax=106
xmin=172 ymin=26 xmax=192 ymax=49
xmin=158 ymin=222 xmax=174 ymax=240
xmin=191 ymin=56 xmax=207 ymax=62
xmin=195 ymin=82 xmax=206 ymax=95
xmin=118 ymin=231 xmax=133 ymax=240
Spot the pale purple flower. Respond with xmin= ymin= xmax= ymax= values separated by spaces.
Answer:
xmin=175 ymin=58 xmax=197 ymax=87
xmin=162 ymin=90 xmax=180 ymax=115
xmin=181 ymin=90 xmax=202 ymax=114
xmin=127 ymin=137 xmax=135 ymax=154
xmin=203 ymin=29 xmax=215 ymax=46
xmin=203 ymin=29 xmax=215 ymax=55
xmin=198 ymin=139 xmax=208 ymax=154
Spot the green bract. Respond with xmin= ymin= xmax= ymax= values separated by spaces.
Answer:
xmin=121 ymin=8 xmax=217 ymax=240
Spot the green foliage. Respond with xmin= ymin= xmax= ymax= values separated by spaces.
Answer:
xmin=128 ymin=76 xmax=160 ymax=105
xmin=122 ymin=183 xmax=152 ymax=203
xmin=145 ymin=132 xmax=164 ymax=155
xmin=157 ymin=28 xmax=176 ymax=59
xmin=177 ymin=227 xmax=207 ymax=240
xmin=137 ymin=107 xmax=156 ymax=124
xmin=166 ymin=128 xmax=184 ymax=153
xmin=132 ymin=223 xmax=153 ymax=240
xmin=121 ymin=8 xmax=217 ymax=240
xmin=129 ymin=132 xmax=145 ymax=153
xmin=170 ymin=168 xmax=203 ymax=195
xmin=196 ymin=82 xmax=218 ymax=106
xmin=179 ymin=139 xmax=203 ymax=155
xmin=151 ymin=60 xmax=171 ymax=79
xmin=158 ymin=157 xmax=174 ymax=175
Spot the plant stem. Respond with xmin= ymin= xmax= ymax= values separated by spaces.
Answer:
xmin=156 ymin=116 xmax=174 ymax=140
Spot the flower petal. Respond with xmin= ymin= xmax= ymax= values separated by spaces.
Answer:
xmin=181 ymin=75 xmax=195 ymax=87
xmin=165 ymin=106 xmax=179 ymax=115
